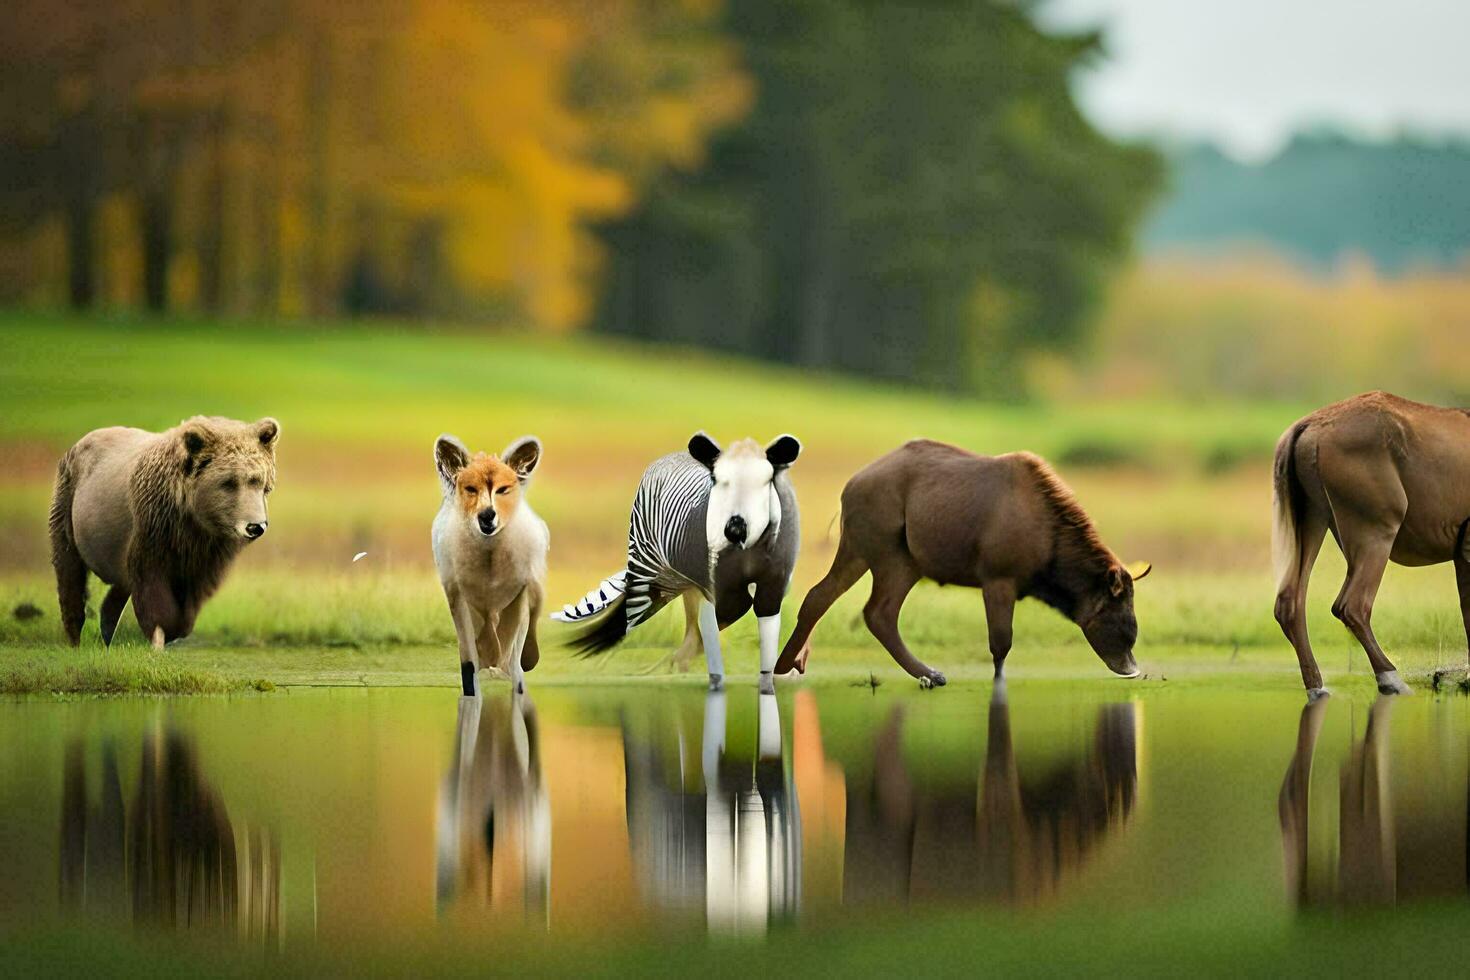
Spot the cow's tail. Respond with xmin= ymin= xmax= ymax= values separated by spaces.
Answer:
xmin=1271 ymin=420 xmax=1310 ymax=598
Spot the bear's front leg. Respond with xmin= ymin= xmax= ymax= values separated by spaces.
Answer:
xmin=133 ymin=576 xmax=183 ymax=650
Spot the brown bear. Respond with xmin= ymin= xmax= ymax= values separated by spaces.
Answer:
xmin=48 ymin=415 xmax=280 ymax=648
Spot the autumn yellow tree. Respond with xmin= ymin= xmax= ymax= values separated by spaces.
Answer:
xmin=0 ymin=0 xmax=750 ymax=326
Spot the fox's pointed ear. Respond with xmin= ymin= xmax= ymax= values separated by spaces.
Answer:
xmin=434 ymin=434 xmax=471 ymax=492
xmin=1125 ymin=561 xmax=1152 ymax=582
xmin=765 ymin=434 xmax=801 ymax=469
xmin=688 ymin=431 xmax=722 ymax=470
xmin=503 ymin=436 xmax=542 ymax=482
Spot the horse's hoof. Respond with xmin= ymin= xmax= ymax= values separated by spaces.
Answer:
xmin=919 ymin=672 xmax=946 ymax=690
xmin=708 ymin=674 xmax=724 ymax=692
xmin=1306 ymin=687 xmax=1330 ymax=703
xmin=758 ymin=673 xmax=776 ymax=695
xmin=1375 ymin=671 xmax=1411 ymax=695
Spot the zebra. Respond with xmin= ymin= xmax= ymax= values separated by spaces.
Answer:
xmin=552 ymin=432 xmax=802 ymax=692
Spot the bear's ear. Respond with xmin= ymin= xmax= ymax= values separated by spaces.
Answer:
xmin=765 ymin=434 xmax=802 ymax=470
xmin=255 ymin=417 xmax=280 ymax=450
xmin=688 ymin=431 xmax=722 ymax=470
xmin=503 ymin=436 xmax=542 ymax=483
xmin=180 ymin=424 xmax=213 ymax=477
xmin=435 ymin=434 xmax=471 ymax=492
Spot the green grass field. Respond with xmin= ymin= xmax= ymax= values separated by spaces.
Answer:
xmin=3 ymin=314 xmax=1468 ymax=695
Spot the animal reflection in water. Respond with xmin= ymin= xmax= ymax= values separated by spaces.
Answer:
xmin=1279 ymin=697 xmax=1469 ymax=907
xmin=845 ymin=692 xmax=1138 ymax=906
xmin=436 ymin=695 xmax=551 ymax=923
xmin=622 ymin=690 xmax=1135 ymax=927
xmin=622 ymin=691 xmax=799 ymax=935
xmin=59 ymin=732 xmax=280 ymax=940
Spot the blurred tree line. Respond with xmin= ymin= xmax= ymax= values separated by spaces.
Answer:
xmin=0 ymin=0 xmax=1159 ymax=393
xmin=0 ymin=0 xmax=747 ymax=327
xmin=1147 ymin=131 xmax=1470 ymax=274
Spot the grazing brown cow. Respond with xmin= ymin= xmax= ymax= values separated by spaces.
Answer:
xmin=774 ymin=440 xmax=1150 ymax=687
xmin=1273 ymin=391 xmax=1470 ymax=698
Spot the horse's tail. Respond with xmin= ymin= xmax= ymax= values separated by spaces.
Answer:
xmin=1271 ymin=420 xmax=1310 ymax=597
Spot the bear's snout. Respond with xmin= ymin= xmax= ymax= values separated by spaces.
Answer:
xmin=244 ymin=521 xmax=267 ymax=539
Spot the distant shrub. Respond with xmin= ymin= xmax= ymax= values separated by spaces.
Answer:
xmin=1055 ymin=440 xmax=1150 ymax=470
xmin=1201 ymin=442 xmax=1270 ymax=474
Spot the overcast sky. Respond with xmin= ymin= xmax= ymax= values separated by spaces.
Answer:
xmin=1039 ymin=0 xmax=1470 ymax=159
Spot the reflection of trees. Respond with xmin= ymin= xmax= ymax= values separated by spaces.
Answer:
xmin=622 ymin=691 xmax=799 ymax=936
xmin=59 ymin=732 xmax=279 ymax=939
xmin=846 ymin=695 xmax=1138 ymax=906
xmin=1278 ymin=697 xmax=1468 ymax=908
xmin=436 ymin=695 xmax=550 ymax=923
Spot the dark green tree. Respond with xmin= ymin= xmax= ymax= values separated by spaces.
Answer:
xmin=593 ymin=0 xmax=1161 ymax=395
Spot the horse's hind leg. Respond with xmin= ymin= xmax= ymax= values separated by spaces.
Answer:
xmin=1454 ymin=533 xmax=1470 ymax=670
xmin=775 ymin=533 xmax=868 ymax=675
xmin=1330 ymin=514 xmax=1409 ymax=694
xmin=863 ymin=560 xmax=945 ymax=688
xmin=1274 ymin=506 xmax=1331 ymax=694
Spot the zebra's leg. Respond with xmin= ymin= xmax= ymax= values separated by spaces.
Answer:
xmin=753 ymin=583 xmax=784 ymax=694
xmin=757 ymin=613 xmax=780 ymax=694
xmin=699 ymin=599 xmax=725 ymax=691
xmin=672 ymin=590 xmax=702 ymax=673
xmin=640 ymin=590 xmax=701 ymax=675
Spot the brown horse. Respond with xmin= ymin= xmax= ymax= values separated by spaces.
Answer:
xmin=1273 ymin=391 xmax=1470 ymax=697
xmin=774 ymin=440 xmax=1150 ymax=687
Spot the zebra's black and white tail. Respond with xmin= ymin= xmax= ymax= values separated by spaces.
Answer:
xmin=554 ymin=567 xmax=685 ymax=656
xmin=562 ymin=592 xmax=631 ymax=656
xmin=551 ymin=569 xmax=630 ymax=656
xmin=551 ymin=571 xmax=627 ymax=623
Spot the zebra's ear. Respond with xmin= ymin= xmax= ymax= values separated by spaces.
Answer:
xmin=766 ymin=434 xmax=801 ymax=469
xmin=688 ymin=431 xmax=722 ymax=470
xmin=503 ymin=436 xmax=542 ymax=482
xmin=434 ymin=434 xmax=471 ymax=492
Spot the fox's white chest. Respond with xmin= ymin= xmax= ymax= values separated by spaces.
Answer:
xmin=433 ymin=503 xmax=547 ymax=608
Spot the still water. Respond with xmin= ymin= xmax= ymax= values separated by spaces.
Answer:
xmin=0 ymin=685 xmax=1466 ymax=949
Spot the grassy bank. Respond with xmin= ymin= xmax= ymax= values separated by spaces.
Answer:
xmin=4 ymin=559 xmax=1468 ymax=696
